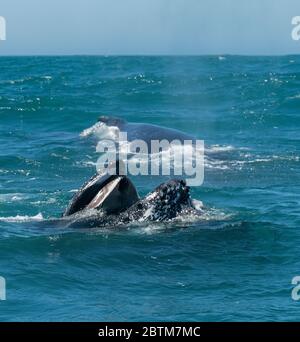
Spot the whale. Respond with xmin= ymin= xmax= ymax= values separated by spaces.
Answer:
xmin=59 ymin=162 xmax=202 ymax=229
xmin=80 ymin=115 xmax=196 ymax=146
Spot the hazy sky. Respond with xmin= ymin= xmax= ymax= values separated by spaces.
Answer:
xmin=0 ymin=0 xmax=300 ymax=55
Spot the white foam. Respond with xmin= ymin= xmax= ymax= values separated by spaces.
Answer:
xmin=30 ymin=198 xmax=56 ymax=205
xmin=287 ymin=94 xmax=300 ymax=100
xmin=77 ymin=161 xmax=97 ymax=167
xmin=0 ymin=193 xmax=28 ymax=202
xmin=11 ymin=196 xmax=23 ymax=202
xmin=80 ymin=122 xmax=119 ymax=140
xmin=191 ymin=199 xmax=204 ymax=210
xmin=175 ymin=207 xmax=232 ymax=225
xmin=0 ymin=213 xmax=44 ymax=222
xmin=206 ymin=145 xmax=238 ymax=153
xmin=204 ymin=157 xmax=229 ymax=170
xmin=229 ymin=154 xmax=300 ymax=167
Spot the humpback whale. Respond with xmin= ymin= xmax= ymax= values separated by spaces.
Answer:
xmin=61 ymin=162 xmax=202 ymax=229
xmin=80 ymin=115 xmax=195 ymax=145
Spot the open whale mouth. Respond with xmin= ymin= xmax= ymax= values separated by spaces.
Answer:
xmin=63 ymin=173 xmax=139 ymax=217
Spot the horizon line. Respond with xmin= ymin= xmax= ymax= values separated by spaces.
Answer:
xmin=0 ymin=53 xmax=299 ymax=58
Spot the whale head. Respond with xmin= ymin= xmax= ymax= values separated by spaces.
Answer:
xmin=97 ymin=115 xmax=126 ymax=128
xmin=125 ymin=179 xmax=192 ymax=222
xmin=63 ymin=162 xmax=139 ymax=217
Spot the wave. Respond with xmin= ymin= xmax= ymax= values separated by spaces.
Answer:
xmin=80 ymin=122 xmax=119 ymax=140
xmin=206 ymin=145 xmax=249 ymax=153
xmin=228 ymin=154 xmax=300 ymax=167
xmin=0 ymin=213 xmax=44 ymax=223
xmin=287 ymin=94 xmax=300 ymax=100
xmin=0 ymin=193 xmax=30 ymax=202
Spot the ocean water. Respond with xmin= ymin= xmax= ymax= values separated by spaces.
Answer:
xmin=0 ymin=56 xmax=300 ymax=321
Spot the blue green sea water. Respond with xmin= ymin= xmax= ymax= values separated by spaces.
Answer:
xmin=0 ymin=56 xmax=300 ymax=321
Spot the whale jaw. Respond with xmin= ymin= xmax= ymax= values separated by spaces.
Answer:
xmin=63 ymin=174 xmax=139 ymax=217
